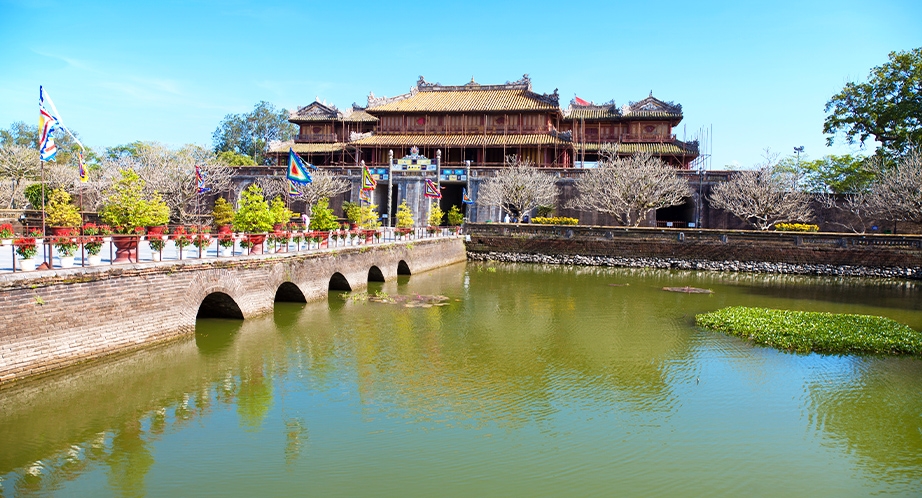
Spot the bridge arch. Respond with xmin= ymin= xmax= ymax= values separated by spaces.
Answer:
xmin=397 ymin=260 xmax=412 ymax=275
xmin=368 ymin=265 xmax=385 ymax=282
xmin=197 ymin=292 xmax=244 ymax=319
xmin=275 ymin=281 xmax=307 ymax=303
xmin=329 ymin=272 xmax=352 ymax=291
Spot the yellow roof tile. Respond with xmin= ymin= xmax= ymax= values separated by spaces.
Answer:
xmin=368 ymin=89 xmax=559 ymax=113
xmin=576 ymin=142 xmax=698 ymax=155
xmin=269 ymin=142 xmax=350 ymax=154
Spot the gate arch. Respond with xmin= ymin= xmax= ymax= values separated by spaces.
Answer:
xmin=329 ymin=272 xmax=352 ymax=291
xmin=197 ymin=292 xmax=244 ymax=319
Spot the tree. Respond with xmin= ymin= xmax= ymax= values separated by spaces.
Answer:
xmin=824 ymin=47 xmax=922 ymax=156
xmin=308 ymin=198 xmax=339 ymax=231
xmin=476 ymin=156 xmax=558 ymax=218
xmin=256 ymin=170 xmax=349 ymax=212
xmin=0 ymin=144 xmax=39 ymax=208
xmin=212 ymin=101 xmax=296 ymax=165
xmin=567 ymin=145 xmax=690 ymax=226
xmin=217 ymin=150 xmax=257 ymax=166
xmin=778 ymin=153 xmax=874 ymax=194
xmin=396 ymin=200 xmax=414 ymax=228
xmin=104 ymin=142 xmax=234 ymax=224
xmin=863 ymin=148 xmax=922 ymax=225
xmin=428 ymin=204 xmax=445 ymax=227
xmin=233 ymin=184 xmax=274 ymax=233
xmin=709 ymin=150 xmax=813 ymax=230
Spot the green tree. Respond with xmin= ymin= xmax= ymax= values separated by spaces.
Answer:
xmin=428 ymin=204 xmax=445 ymax=227
xmin=824 ymin=47 xmax=922 ymax=156
xmin=100 ymin=169 xmax=170 ymax=232
xmin=268 ymin=196 xmax=294 ymax=226
xmin=211 ymin=197 xmax=235 ymax=227
xmin=778 ymin=154 xmax=874 ymax=193
xmin=396 ymin=200 xmax=414 ymax=228
xmin=212 ymin=101 xmax=296 ymax=165
xmin=309 ymin=198 xmax=339 ymax=230
xmin=233 ymin=184 xmax=274 ymax=233
xmin=446 ymin=205 xmax=465 ymax=226
xmin=217 ymin=150 xmax=257 ymax=166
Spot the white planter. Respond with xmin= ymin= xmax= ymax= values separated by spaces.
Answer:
xmin=59 ymin=255 xmax=75 ymax=268
xmin=88 ymin=254 xmax=102 ymax=266
xmin=151 ymin=252 xmax=162 ymax=262
xmin=1 ymin=239 xmax=11 ymax=246
xmin=220 ymin=247 xmax=232 ymax=257
xmin=19 ymin=258 xmax=36 ymax=271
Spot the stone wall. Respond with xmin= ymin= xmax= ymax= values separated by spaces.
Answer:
xmin=464 ymin=223 xmax=922 ymax=277
xmin=0 ymin=238 xmax=466 ymax=383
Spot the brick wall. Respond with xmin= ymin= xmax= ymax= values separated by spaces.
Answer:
xmin=464 ymin=224 xmax=922 ymax=268
xmin=0 ymin=238 xmax=466 ymax=383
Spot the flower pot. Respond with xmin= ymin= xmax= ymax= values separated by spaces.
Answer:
xmin=220 ymin=247 xmax=232 ymax=257
xmin=50 ymin=227 xmax=74 ymax=236
xmin=88 ymin=254 xmax=102 ymax=266
xmin=19 ymin=258 xmax=36 ymax=272
xmin=59 ymin=255 xmax=75 ymax=268
xmin=246 ymin=234 xmax=266 ymax=254
xmin=146 ymin=226 xmax=167 ymax=236
xmin=112 ymin=235 xmax=139 ymax=263
xmin=1 ymin=239 xmax=11 ymax=246
xmin=151 ymin=252 xmax=162 ymax=262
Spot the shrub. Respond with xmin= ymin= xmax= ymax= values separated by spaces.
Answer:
xmin=531 ymin=216 xmax=579 ymax=225
xmin=0 ymin=223 xmax=13 ymax=239
xmin=396 ymin=200 xmax=414 ymax=228
xmin=269 ymin=196 xmax=294 ymax=226
xmin=100 ymin=169 xmax=170 ymax=233
xmin=233 ymin=184 xmax=273 ymax=233
xmin=774 ymin=223 xmax=819 ymax=232
xmin=14 ymin=237 xmax=37 ymax=259
xmin=212 ymin=197 xmax=235 ymax=227
xmin=446 ymin=205 xmax=464 ymax=226
xmin=53 ymin=236 xmax=79 ymax=257
xmin=536 ymin=205 xmax=555 ymax=218
xmin=428 ymin=204 xmax=444 ymax=227
xmin=45 ymin=188 xmax=82 ymax=227
xmin=309 ymin=198 xmax=340 ymax=231
xmin=696 ymin=306 xmax=922 ymax=355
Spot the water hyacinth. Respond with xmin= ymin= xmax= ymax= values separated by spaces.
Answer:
xmin=696 ymin=306 xmax=922 ymax=355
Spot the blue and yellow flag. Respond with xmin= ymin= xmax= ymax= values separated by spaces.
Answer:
xmin=39 ymin=87 xmax=60 ymax=161
xmin=359 ymin=188 xmax=370 ymax=203
xmin=288 ymin=180 xmax=302 ymax=197
xmin=287 ymin=148 xmax=313 ymax=184
xmin=195 ymin=164 xmax=210 ymax=193
xmin=462 ymin=188 xmax=473 ymax=204
xmin=78 ymin=151 xmax=88 ymax=183
xmin=424 ymin=179 xmax=441 ymax=199
xmin=361 ymin=162 xmax=377 ymax=190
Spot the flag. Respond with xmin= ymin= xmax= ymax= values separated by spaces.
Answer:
xmin=39 ymin=87 xmax=60 ymax=161
xmin=424 ymin=179 xmax=441 ymax=199
xmin=195 ymin=164 xmax=210 ymax=194
xmin=287 ymin=148 xmax=313 ymax=184
xmin=288 ymin=180 xmax=302 ymax=197
xmin=359 ymin=189 xmax=370 ymax=202
xmin=78 ymin=151 xmax=88 ymax=183
xmin=573 ymin=96 xmax=590 ymax=106
xmin=361 ymin=163 xmax=377 ymax=190
xmin=462 ymin=188 xmax=473 ymax=204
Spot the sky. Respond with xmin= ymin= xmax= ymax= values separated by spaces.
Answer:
xmin=1 ymin=0 xmax=920 ymax=169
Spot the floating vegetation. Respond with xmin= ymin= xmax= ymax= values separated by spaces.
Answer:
xmin=607 ymin=283 xmax=630 ymax=287
xmin=696 ymin=306 xmax=922 ymax=355
xmin=340 ymin=290 xmax=451 ymax=308
xmin=663 ymin=286 xmax=712 ymax=294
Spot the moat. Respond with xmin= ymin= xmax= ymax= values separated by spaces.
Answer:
xmin=1 ymin=262 xmax=920 ymax=496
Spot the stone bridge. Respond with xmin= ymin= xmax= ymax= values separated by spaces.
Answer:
xmin=0 ymin=238 xmax=466 ymax=383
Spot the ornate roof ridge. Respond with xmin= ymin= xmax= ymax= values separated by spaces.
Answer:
xmin=291 ymin=100 xmax=340 ymax=119
xmin=623 ymin=93 xmax=682 ymax=115
xmin=415 ymin=74 xmax=534 ymax=92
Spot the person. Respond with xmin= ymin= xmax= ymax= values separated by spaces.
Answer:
xmin=302 ymin=213 xmax=310 ymax=230
xmin=522 ymin=214 xmax=530 ymax=223
xmin=503 ymin=213 xmax=510 ymax=223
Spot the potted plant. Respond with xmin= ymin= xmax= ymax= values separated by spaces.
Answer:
xmin=148 ymin=233 xmax=167 ymax=261
xmin=395 ymin=200 xmax=415 ymax=239
xmin=100 ymin=169 xmax=170 ymax=262
xmin=0 ymin=223 xmax=13 ymax=245
xmin=308 ymin=198 xmax=339 ymax=248
xmin=269 ymin=196 xmax=294 ymax=231
xmin=233 ymin=184 xmax=273 ymax=254
xmin=427 ymin=204 xmax=444 ymax=236
xmin=14 ymin=237 xmax=37 ymax=271
xmin=343 ymin=201 xmax=360 ymax=230
xmin=212 ymin=197 xmax=235 ymax=231
xmin=53 ymin=234 xmax=79 ymax=268
xmin=289 ymin=223 xmax=304 ymax=250
xmin=191 ymin=225 xmax=211 ymax=257
xmin=45 ymin=188 xmax=83 ymax=235
xmin=82 ymin=223 xmax=108 ymax=265
xmin=447 ymin=205 xmax=464 ymax=233
xmin=171 ymin=225 xmax=192 ymax=257
xmin=217 ymin=226 xmax=235 ymax=256
xmin=267 ymin=229 xmax=289 ymax=253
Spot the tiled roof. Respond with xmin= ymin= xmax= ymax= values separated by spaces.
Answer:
xmin=351 ymin=133 xmax=571 ymax=147
xmin=367 ymin=89 xmax=560 ymax=113
xmin=565 ymin=106 xmax=622 ymax=121
xmin=341 ymin=109 xmax=379 ymax=122
xmin=269 ymin=142 xmax=350 ymax=154
xmin=576 ymin=142 xmax=698 ymax=155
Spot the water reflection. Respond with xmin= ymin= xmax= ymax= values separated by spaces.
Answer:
xmin=0 ymin=262 xmax=920 ymax=495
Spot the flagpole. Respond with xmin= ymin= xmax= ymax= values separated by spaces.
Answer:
xmin=387 ymin=150 xmax=393 ymax=229
xmin=40 ymin=159 xmax=48 ymax=266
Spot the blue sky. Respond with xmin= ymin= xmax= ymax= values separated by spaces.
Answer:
xmin=1 ymin=0 xmax=920 ymax=168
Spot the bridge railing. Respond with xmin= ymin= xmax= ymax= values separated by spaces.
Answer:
xmin=0 ymin=226 xmax=463 ymax=274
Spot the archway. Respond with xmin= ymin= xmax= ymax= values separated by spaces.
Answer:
xmin=275 ymin=281 xmax=307 ymax=303
xmin=329 ymin=272 xmax=352 ymax=291
xmin=368 ymin=265 xmax=385 ymax=282
xmin=197 ymin=292 xmax=244 ymax=319
xmin=397 ymin=260 xmax=411 ymax=275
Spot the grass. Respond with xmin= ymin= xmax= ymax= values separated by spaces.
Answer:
xmin=695 ymin=306 xmax=922 ymax=355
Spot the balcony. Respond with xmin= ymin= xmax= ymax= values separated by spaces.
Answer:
xmin=295 ymin=133 xmax=338 ymax=143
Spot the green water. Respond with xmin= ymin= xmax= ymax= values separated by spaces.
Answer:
xmin=1 ymin=262 xmax=921 ymax=497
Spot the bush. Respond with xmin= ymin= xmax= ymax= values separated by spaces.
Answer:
xmin=696 ymin=306 xmax=922 ymax=355
xmin=428 ymin=204 xmax=444 ymax=227
xmin=269 ymin=196 xmax=294 ymax=226
xmin=536 ymin=205 xmax=555 ymax=218
xmin=309 ymin=198 xmax=340 ymax=231
xmin=396 ymin=200 xmax=414 ymax=228
xmin=774 ymin=223 xmax=819 ymax=232
xmin=24 ymin=183 xmax=48 ymax=210
xmin=446 ymin=205 xmax=464 ymax=226
xmin=531 ymin=216 xmax=579 ymax=225
xmin=100 ymin=169 xmax=170 ymax=233
xmin=45 ymin=188 xmax=82 ymax=227
xmin=232 ymin=184 xmax=273 ymax=233
xmin=212 ymin=197 xmax=235 ymax=227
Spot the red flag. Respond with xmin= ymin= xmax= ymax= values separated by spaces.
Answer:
xmin=574 ymin=96 xmax=590 ymax=106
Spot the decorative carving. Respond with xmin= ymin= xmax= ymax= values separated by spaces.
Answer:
xmin=625 ymin=95 xmax=682 ymax=115
xmin=417 ymin=75 xmax=439 ymax=88
xmin=349 ymin=131 xmax=373 ymax=142
xmin=549 ymin=129 xmax=572 ymax=142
